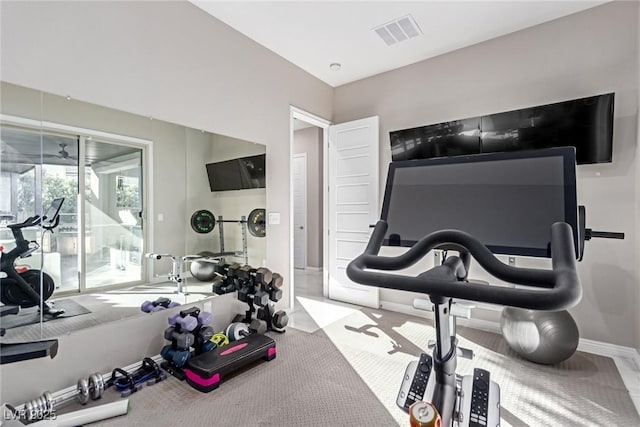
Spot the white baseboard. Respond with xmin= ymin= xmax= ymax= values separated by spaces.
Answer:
xmin=577 ymin=338 xmax=640 ymax=362
xmin=380 ymin=299 xmax=640 ymax=361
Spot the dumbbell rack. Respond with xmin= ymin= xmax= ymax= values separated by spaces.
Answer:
xmin=160 ymin=307 xmax=214 ymax=381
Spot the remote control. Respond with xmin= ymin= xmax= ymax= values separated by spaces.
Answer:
xmin=396 ymin=353 xmax=434 ymax=411
xmin=469 ymin=368 xmax=490 ymax=426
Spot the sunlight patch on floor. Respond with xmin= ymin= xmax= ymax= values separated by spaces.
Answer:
xmin=295 ymin=296 xmax=360 ymax=329
xmin=92 ymin=289 xmax=211 ymax=308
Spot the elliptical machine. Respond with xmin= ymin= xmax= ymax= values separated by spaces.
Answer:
xmin=347 ymin=148 xmax=583 ymax=426
xmin=1 ymin=197 xmax=65 ymax=317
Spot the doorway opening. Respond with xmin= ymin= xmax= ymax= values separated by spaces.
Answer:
xmin=289 ymin=107 xmax=330 ymax=312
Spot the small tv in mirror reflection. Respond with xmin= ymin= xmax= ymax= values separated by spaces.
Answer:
xmin=206 ymin=154 xmax=266 ymax=191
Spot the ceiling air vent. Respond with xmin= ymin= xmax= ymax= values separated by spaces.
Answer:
xmin=373 ymin=14 xmax=422 ymax=46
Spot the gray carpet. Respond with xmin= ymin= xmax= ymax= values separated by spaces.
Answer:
xmin=0 ymin=299 xmax=90 ymax=330
xmin=312 ymin=306 xmax=640 ymax=427
xmin=60 ymin=328 xmax=397 ymax=426
xmin=25 ymin=302 xmax=640 ymax=426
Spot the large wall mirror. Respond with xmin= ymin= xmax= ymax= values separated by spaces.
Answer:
xmin=0 ymin=82 xmax=266 ymax=341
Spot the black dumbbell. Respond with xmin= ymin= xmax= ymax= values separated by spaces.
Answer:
xmin=237 ymin=283 xmax=256 ymax=302
xmin=212 ymin=277 xmax=226 ymax=294
xmin=257 ymin=304 xmax=288 ymax=330
xmin=226 ymin=263 xmax=242 ymax=278
xmin=214 ymin=263 xmax=241 ymax=279
xmin=269 ymin=273 xmax=284 ymax=290
xmin=252 ymin=290 xmax=269 ymax=307
xmin=272 ymin=310 xmax=288 ymax=329
xmin=249 ymin=318 xmax=267 ymax=334
xmin=238 ymin=266 xmax=273 ymax=287
xmin=268 ymin=287 xmax=283 ymax=302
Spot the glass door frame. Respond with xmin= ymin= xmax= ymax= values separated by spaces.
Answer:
xmin=0 ymin=113 xmax=153 ymax=295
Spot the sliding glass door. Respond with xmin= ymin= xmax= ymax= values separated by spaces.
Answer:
xmin=0 ymin=121 xmax=147 ymax=295
xmin=84 ymin=138 xmax=143 ymax=289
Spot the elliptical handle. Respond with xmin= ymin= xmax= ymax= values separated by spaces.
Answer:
xmin=347 ymin=221 xmax=582 ymax=311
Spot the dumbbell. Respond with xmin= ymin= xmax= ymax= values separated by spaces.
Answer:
xmin=248 ymin=318 xmax=267 ymax=334
xmin=194 ymin=325 xmax=215 ymax=354
xmin=268 ymin=287 xmax=283 ymax=302
xmin=225 ymin=320 xmax=266 ymax=339
xmin=238 ymin=266 xmax=272 ymax=287
xmin=272 ymin=310 xmax=288 ymax=329
xmin=169 ymin=307 xmax=210 ymax=328
xmin=141 ymin=297 xmax=180 ymax=312
xmin=163 ymin=327 xmax=195 ymax=349
xmin=212 ymin=276 xmax=226 ymax=294
xmin=257 ymin=304 xmax=288 ymax=330
xmin=252 ymin=290 xmax=269 ymax=307
xmin=18 ymin=373 xmax=106 ymax=421
xmin=267 ymin=273 xmax=284 ymax=302
xmin=237 ymin=282 xmax=256 ymax=303
xmin=197 ymin=311 xmax=213 ymax=326
xmin=167 ymin=313 xmax=198 ymax=332
xmin=160 ymin=345 xmax=191 ymax=367
xmin=225 ymin=322 xmax=251 ymax=341
xmin=270 ymin=273 xmax=284 ymax=290
xmin=215 ymin=262 xmax=239 ymax=277
xmin=200 ymin=340 xmax=217 ymax=353
xmin=211 ymin=332 xmax=229 ymax=348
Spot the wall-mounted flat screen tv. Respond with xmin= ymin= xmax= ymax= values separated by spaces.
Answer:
xmin=206 ymin=154 xmax=266 ymax=191
xmin=389 ymin=93 xmax=614 ymax=165
xmin=390 ymin=117 xmax=481 ymax=161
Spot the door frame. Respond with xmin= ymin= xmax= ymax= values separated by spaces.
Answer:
xmin=292 ymin=153 xmax=308 ymax=270
xmin=289 ymin=106 xmax=331 ymax=310
xmin=0 ymin=113 xmax=154 ymax=293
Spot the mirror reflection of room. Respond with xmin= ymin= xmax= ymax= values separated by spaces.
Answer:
xmin=0 ymin=82 xmax=266 ymax=341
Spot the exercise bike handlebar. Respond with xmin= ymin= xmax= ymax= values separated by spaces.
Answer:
xmin=346 ymin=220 xmax=582 ymax=311
xmin=7 ymin=215 xmax=42 ymax=229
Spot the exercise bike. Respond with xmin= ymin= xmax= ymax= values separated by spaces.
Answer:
xmin=347 ymin=148 xmax=583 ymax=426
xmin=0 ymin=198 xmax=65 ymax=317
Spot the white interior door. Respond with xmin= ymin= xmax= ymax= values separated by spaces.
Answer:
xmin=328 ymin=116 xmax=379 ymax=308
xmin=293 ymin=154 xmax=307 ymax=269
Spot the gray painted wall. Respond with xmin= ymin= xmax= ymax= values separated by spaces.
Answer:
xmin=293 ymin=127 xmax=323 ymax=268
xmin=334 ymin=1 xmax=640 ymax=349
xmin=0 ymin=0 xmax=331 ymax=404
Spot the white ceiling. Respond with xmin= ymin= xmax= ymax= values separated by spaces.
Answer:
xmin=192 ymin=1 xmax=609 ymax=87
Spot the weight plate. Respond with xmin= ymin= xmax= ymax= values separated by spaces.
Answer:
xmin=247 ymin=208 xmax=266 ymax=238
xmin=190 ymin=210 xmax=216 ymax=234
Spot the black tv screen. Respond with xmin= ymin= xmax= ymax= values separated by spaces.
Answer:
xmin=381 ymin=147 xmax=579 ymax=258
xmin=390 ymin=93 xmax=614 ymax=165
xmin=390 ymin=117 xmax=481 ymax=161
xmin=206 ymin=154 xmax=266 ymax=191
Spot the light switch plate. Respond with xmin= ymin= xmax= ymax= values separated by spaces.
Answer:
xmin=268 ymin=212 xmax=280 ymax=225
